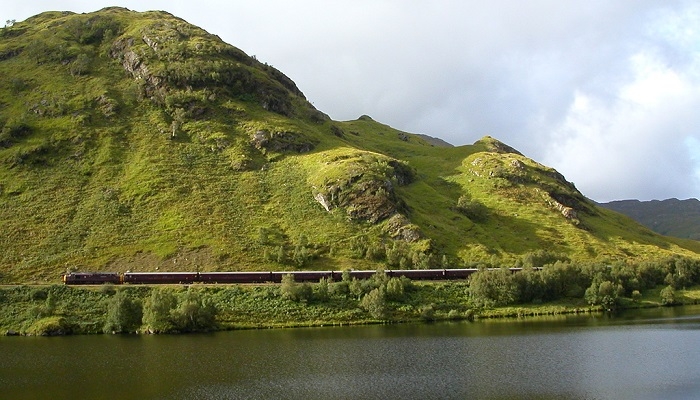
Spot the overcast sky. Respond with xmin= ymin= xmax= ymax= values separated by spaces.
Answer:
xmin=5 ymin=1 xmax=700 ymax=202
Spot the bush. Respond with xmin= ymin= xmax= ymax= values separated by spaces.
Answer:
xmin=104 ymin=290 xmax=142 ymax=333
xmin=27 ymin=316 xmax=71 ymax=336
xmin=456 ymin=195 xmax=488 ymax=222
xmin=142 ymin=288 xmax=178 ymax=333
xmin=660 ymin=285 xmax=676 ymax=306
xmin=280 ymin=274 xmax=312 ymax=302
xmin=385 ymin=277 xmax=405 ymax=301
xmin=420 ymin=304 xmax=435 ymax=321
xmin=631 ymin=290 xmax=642 ymax=303
xmin=468 ymin=268 xmax=518 ymax=307
xmin=360 ymin=287 xmax=387 ymax=319
xmin=171 ymin=289 xmax=217 ymax=332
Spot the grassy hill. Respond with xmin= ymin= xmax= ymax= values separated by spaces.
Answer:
xmin=1 ymin=8 xmax=699 ymax=284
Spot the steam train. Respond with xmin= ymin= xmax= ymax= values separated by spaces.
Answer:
xmin=61 ymin=268 xmax=518 ymax=285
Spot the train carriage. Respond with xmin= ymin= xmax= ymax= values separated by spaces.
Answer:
xmin=287 ymin=271 xmax=335 ymax=282
xmin=387 ymin=269 xmax=446 ymax=280
xmin=123 ymin=272 xmax=198 ymax=284
xmin=198 ymin=271 xmax=274 ymax=284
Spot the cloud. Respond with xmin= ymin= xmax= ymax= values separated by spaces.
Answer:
xmin=543 ymin=48 xmax=700 ymax=202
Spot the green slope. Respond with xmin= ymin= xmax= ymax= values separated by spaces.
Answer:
xmin=0 ymin=8 xmax=698 ymax=283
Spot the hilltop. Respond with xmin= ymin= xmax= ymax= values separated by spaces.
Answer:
xmin=1 ymin=8 xmax=699 ymax=283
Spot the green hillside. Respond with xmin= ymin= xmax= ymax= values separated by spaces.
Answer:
xmin=1 ymin=8 xmax=698 ymax=284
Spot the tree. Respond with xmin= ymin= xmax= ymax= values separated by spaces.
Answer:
xmin=280 ymin=274 xmax=312 ymax=302
xmin=171 ymin=289 xmax=217 ymax=332
xmin=360 ymin=287 xmax=387 ymax=319
xmin=143 ymin=288 xmax=178 ymax=333
xmin=631 ymin=290 xmax=642 ymax=303
xmin=660 ymin=285 xmax=676 ymax=306
xmin=456 ymin=194 xmax=488 ymax=222
xmin=104 ymin=290 xmax=142 ymax=333
xmin=314 ymin=277 xmax=331 ymax=301
xmin=385 ymin=277 xmax=405 ymax=301
xmin=584 ymin=280 xmax=621 ymax=310
xmin=468 ymin=268 xmax=518 ymax=307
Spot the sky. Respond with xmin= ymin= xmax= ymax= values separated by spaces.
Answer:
xmin=4 ymin=1 xmax=700 ymax=202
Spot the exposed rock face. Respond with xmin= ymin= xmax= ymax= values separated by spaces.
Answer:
xmin=542 ymin=191 xmax=579 ymax=222
xmin=110 ymin=37 xmax=161 ymax=95
xmin=310 ymin=154 xmax=414 ymax=224
xmin=384 ymin=213 xmax=422 ymax=242
xmin=250 ymin=130 xmax=315 ymax=153
xmin=317 ymin=178 xmax=397 ymax=223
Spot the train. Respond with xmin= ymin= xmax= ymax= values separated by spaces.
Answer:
xmin=61 ymin=268 xmax=522 ymax=285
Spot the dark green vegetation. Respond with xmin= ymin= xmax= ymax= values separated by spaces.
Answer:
xmin=600 ymin=198 xmax=700 ymax=240
xmin=1 ymin=7 xmax=700 ymax=287
xmin=3 ymin=258 xmax=700 ymax=335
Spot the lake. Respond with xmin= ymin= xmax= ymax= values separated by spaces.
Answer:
xmin=2 ymin=305 xmax=700 ymax=399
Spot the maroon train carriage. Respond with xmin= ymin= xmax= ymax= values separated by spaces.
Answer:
xmin=282 ymin=271 xmax=335 ymax=283
xmin=442 ymin=268 xmax=479 ymax=280
xmin=387 ymin=269 xmax=446 ymax=280
xmin=346 ymin=270 xmax=376 ymax=280
xmin=197 ymin=271 xmax=275 ymax=284
xmin=62 ymin=272 xmax=122 ymax=285
xmin=123 ymin=272 xmax=198 ymax=284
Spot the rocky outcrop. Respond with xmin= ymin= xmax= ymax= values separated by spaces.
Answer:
xmin=384 ymin=213 xmax=422 ymax=242
xmin=311 ymin=154 xmax=414 ymax=224
xmin=476 ymin=136 xmax=524 ymax=156
xmin=251 ymin=130 xmax=316 ymax=153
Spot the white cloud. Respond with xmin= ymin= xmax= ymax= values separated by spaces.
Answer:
xmin=544 ymin=49 xmax=700 ymax=201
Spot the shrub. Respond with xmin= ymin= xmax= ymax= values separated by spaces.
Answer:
xmin=420 ymin=304 xmax=435 ymax=321
xmin=660 ymin=285 xmax=676 ymax=306
xmin=631 ymin=290 xmax=642 ymax=303
xmin=104 ymin=290 xmax=142 ymax=333
xmin=456 ymin=195 xmax=488 ymax=222
xmin=468 ymin=268 xmax=518 ymax=307
xmin=280 ymin=274 xmax=312 ymax=302
xmin=360 ymin=287 xmax=387 ymax=319
xmin=171 ymin=289 xmax=217 ymax=332
xmin=27 ymin=316 xmax=71 ymax=336
xmin=143 ymin=288 xmax=178 ymax=333
xmin=385 ymin=277 xmax=405 ymax=301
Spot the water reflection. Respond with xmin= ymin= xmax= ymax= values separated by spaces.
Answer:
xmin=2 ymin=305 xmax=700 ymax=399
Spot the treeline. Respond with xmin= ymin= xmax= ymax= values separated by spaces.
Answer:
xmin=469 ymin=255 xmax=700 ymax=310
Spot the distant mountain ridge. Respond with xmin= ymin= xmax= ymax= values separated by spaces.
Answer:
xmin=599 ymin=198 xmax=700 ymax=240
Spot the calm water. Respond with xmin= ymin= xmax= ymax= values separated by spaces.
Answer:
xmin=2 ymin=306 xmax=700 ymax=400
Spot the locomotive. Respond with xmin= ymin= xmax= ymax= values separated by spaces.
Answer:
xmin=61 ymin=268 xmax=510 ymax=285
